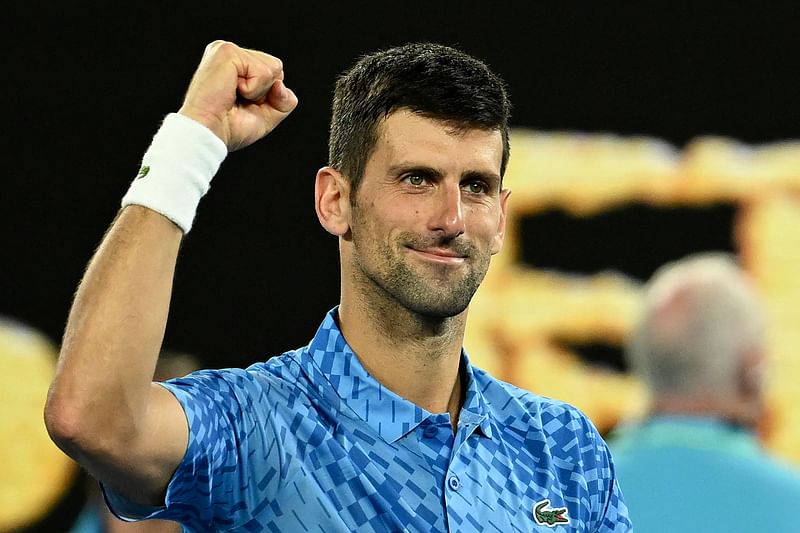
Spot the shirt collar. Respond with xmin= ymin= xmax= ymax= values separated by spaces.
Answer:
xmin=303 ymin=307 xmax=493 ymax=443
xmin=611 ymin=415 xmax=762 ymax=458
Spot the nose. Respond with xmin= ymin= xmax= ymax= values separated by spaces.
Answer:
xmin=428 ymin=182 xmax=465 ymax=237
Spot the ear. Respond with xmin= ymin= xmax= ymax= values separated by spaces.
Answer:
xmin=738 ymin=346 xmax=767 ymax=431
xmin=490 ymin=188 xmax=512 ymax=255
xmin=739 ymin=347 xmax=765 ymax=401
xmin=315 ymin=166 xmax=352 ymax=236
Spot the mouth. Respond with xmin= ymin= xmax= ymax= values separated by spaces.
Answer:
xmin=407 ymin=247 xmax=468 ymax=265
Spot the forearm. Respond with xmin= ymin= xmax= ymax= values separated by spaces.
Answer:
xmin=46 ymin=205 xmax=182 ymax=454
xmin=44 ymin=40 xmax=296 ymax=502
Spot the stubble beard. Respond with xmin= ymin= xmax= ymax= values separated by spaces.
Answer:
xmin=352 ymin=229 xmax=490 ymax=320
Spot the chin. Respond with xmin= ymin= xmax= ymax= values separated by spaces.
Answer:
xmin=402 ymin=293 xmax=472 ymax=319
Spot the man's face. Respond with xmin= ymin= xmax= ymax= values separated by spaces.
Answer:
xmin=345 ymin=109 xmax=510 ymax=318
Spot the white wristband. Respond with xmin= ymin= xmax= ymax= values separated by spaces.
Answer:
xmin=121 ymin=113 xmax=228 ymax=233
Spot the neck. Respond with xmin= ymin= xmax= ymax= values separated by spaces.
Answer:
xmin=338 ymin=283 xmax=467 ymax=428
xmin=650 ymin=394 xmax=762 ymax=431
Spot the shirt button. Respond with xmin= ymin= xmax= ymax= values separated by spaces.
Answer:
xmin=423 ymin=425 xmax=439 ymax=438
xmin=448 ymin=475 xmax=461 ymax=491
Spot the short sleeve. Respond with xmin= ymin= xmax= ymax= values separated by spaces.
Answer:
xmin=102 ymin=368 xmax=283 ymax=531
xmin=594 ymin=438 xmax=633 ymax=532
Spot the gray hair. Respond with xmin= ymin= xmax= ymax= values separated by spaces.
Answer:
xmin=626 ymin=252 xmax=765 ymax=400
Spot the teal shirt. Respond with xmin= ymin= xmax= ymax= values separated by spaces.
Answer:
xmin=609 ymin=416 xmax=800 ymax=533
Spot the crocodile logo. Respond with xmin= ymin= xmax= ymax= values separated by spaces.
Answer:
xmin=135 ymin=165 xmax=150 ymax=179
xmin=534 ymin=499 xmax=569 ymax=527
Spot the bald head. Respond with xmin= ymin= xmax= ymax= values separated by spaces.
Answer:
xmin=627 ymin=253 xmax=765 ymax=410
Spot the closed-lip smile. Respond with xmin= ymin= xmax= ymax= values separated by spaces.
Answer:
xmin=408 ymin=247 xmax=467 ymax=264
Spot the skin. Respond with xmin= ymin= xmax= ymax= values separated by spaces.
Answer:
xmin=646 ymin=343 xmax=766 ymax=431
xmin=638 ymin=263 xmax=767 ymax=430
xmin=316 ymin=110 xmax=510 ymax=422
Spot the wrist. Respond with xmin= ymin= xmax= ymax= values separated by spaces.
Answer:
xmin=120 ymin=113 xmax=228 ymax=233
xmin=177 ymin=105 xmax=228 ymax=145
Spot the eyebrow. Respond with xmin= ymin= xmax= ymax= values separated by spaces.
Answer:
xmin=388 ymin=164 xmax=502 ymax=190
xmin=387 ymin=164 xmax=442 ymax=178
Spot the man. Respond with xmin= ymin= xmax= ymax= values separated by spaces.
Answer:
xmin=610 ymin=252 xmax=800 ymax=532
xmin=45 ymin=40 xmax=630 ymax=531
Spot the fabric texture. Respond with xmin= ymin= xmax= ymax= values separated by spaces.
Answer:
xmin=104 ymin=308 xmax=631 ymax=532
xmin=609 ymin=416 xmax=800 ymax=533
xmin=121 ymin=113 xmax=227 ymax=233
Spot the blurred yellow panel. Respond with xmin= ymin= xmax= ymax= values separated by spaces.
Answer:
xmin=468 ymin=129 xmax=800 ymax=463
xmin=0 ymin=320 xmax=76 ymax=530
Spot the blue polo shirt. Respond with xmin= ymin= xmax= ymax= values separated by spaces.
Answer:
xmin=104 ymin=308 xmax=631 ymax=532
xmin=609 ymin=416 xmax=800 ymax=533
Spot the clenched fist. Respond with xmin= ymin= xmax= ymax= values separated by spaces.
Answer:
xmin=178 ymin=41 xmax=299 ymax=152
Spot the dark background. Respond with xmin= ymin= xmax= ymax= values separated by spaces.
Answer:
xmin=4 ymin=1 xmax=798 ymax=372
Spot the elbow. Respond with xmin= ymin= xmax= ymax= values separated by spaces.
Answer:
xmin=44 ymin=392 xmax=87 ymax=456
xmin=44 ymin=351 xmax=119 ymax=456
xmin=44 ymin=382 xmax=139 ymax=463
xmin=44 ymin=385 xmax=113 ymax=460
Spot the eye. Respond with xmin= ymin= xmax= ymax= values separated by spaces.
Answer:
xmin=465 ymin=180 xmax=489 ymax=194
xmin=404 ymin=173 xmax=426 ymax=186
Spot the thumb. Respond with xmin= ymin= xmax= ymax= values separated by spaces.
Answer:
xmin=267 ymin=80 xmax=299 ymax=113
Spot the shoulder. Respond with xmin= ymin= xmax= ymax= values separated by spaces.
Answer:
xmin=474 ymin=365 xmax=601 ymax=439
xmin=472 ymin=367 xmax=629 ymax=529
xmin=159 ymin=349 xmax=311 ymax=415
xmin=474 ymin=366 xmax=616 ymax=481
xmin=728 ymin=450 xmax=800 ymax=495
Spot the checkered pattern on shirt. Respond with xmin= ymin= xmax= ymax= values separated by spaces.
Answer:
xmin=103 ymin=308 xmax=631 ymax=532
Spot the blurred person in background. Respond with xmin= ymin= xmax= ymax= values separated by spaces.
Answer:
xmin=609 ymin=252 xmax=800 ymax=532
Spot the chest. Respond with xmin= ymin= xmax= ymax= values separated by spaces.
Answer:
xmin=258 ymin=417 xmax=594 ymax=532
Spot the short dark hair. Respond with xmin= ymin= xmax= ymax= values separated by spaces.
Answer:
xmin=328 ymin=42 xmax=511 ymax=191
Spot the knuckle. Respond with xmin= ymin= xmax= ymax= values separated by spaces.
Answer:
xmin=205 ymin=40 xmax=226 ymax=52
xmin=216 ymin=41 xmax=238 ymax=56
xmin=260 ymin=54 xmax=283 ymax=75
xmin=205 ymin=40 xmax=237 ymax=59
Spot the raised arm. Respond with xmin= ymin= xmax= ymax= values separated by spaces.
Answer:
xmin=44 ymin=41 xmax=298 ymax=506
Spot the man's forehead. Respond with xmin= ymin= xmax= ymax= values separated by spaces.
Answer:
xmin=373 ymin=110 xmax=503 ymax=165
